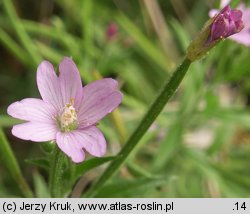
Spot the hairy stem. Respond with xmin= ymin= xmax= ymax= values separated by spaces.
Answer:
xmin=49 ymin=146 xmax=66 ymax=197
xmin=86 ymin=57 xmax=191 ymax=197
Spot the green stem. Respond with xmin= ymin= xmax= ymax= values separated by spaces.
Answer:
xmin=0 ymin=129 xmax=33 ymax=197
xmin=49 ymin=146 xmax=66 ymax=198
xmin=86 ymin=57 xmax=192 ymax=197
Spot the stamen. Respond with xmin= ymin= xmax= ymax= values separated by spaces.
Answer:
xmin=58 ymin=98 xmax=78 ymax=132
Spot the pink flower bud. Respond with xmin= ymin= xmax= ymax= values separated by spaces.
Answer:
xmin=207 ymin=5 xmax=244 ymax=44
xmin=106 ymin=22 xmax=118 ymax=41
xmin=187 ymin=5 xmax=244 ymax=61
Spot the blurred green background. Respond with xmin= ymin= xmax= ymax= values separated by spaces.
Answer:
xmin=0 ymin=0 xmax=250 ymax=197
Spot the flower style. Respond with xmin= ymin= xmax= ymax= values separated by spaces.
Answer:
xmin=7 ymin=57 xmax=123 ymax=163
xmin=209 ymin=1 xmax=250 ymax=47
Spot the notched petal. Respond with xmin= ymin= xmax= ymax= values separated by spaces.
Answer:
xmin=56 ymin=132 xmax=85 ymax=163
xmin=37 ymin=60 xmax=63 ymax=110
xmin=72 ymin=126 xmax=107 ymax=157
xmin=59 ymin=57 xmax=83 ymax=108
xmin=78 ymin=78 xmax=123 ymax=126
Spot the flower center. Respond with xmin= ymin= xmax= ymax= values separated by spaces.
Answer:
xmin=58 ymin=98 xmax=78 ymax=132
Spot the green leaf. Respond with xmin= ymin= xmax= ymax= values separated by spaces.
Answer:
xmin=94 ymin=177 xmax=169 ymax=197
xmin=0 ymin=29 xmax=30 ymax=65
xmin=39 ymin=142 xmax=55 ymax=154
xmin=25 ymin=158 xmax=50 ymax=170
xmin=152 ymin=121 xmax=183 ymax=171
xmin=116 ymin=13 xmax=173 ymax=72
xmin=74 ymin=156 xmax=115 ymax=181
xmin=33 ymin=172 xmax=50 ymax=197
xmin=127 ymin=162 xmax=154 ymax=178
xmin=215 ymin=165 xmax=250 ymax=190
xmin=0 ymin=115 xmax=21 ymax=127
xmin=2 ymin=0 xmax=41 ymax=66
xmin=0 ymin=128 xmax=33 ymax=197
xmin=207 ymin=124 xmax=234 ymax=155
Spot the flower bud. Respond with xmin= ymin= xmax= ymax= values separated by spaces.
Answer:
xmin=187 ymin=5 xmax=244 ymax=61
xmin=106 ymin=22 xmax=118 ymax=41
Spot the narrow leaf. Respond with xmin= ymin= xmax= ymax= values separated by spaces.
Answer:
xmin=74 ymin=156 xmax=115 ymax=180
xmin=25 ymin=158 xmax=50 ymax=170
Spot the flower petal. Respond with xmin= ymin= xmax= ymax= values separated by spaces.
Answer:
xmin=58 ymin=57 xmax=83 ymax=109
xmin=37 ymin=60 xmax=63 ymax=110
xmin=12 ymin=122 xmax=57 ymax=142
xmin=7 ymin=98 xmax=56 ymax=123
xmin=56 ymin=132 xmax=85 ymax=163
xmin=78 ymin=78 xmax=123 ymax=126
xmin=221 ymin=0 xmax=230 ymax=8
xmin=72 ymin=126 xmax=106 ymax=157
xmin=230 ymin=4 xmax=250 ymax=47
xmin=230 ymin=32 xmax=250 ymax=46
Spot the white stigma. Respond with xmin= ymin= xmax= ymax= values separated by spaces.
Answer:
xmin=59 ymin=98 xmax=78 ymax=132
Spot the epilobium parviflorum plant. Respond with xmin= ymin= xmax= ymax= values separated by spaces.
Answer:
xmin=0 ymin=0 xmax=248 ymax=198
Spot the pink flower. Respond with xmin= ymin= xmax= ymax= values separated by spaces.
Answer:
xmin=7 ymin=57 xmax=123 ymax=163
xmin=209 ymin=1 xmax=250 ymax=47
xmin=207 ymin=5 xmax=244 ymax=45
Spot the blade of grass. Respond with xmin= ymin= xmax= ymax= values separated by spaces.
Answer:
xmin=80 ymin=0 xmax=94 ymax=53
xmin=0 ymin=29 xmax=30 ymax=65
xmin=142 ymin=0 xmax=179 ymax=61
xmin=2 ymin=0 xmax=41 ymax=66
xmin=22 ymin=20 xmax=83 ymax=57
xmin=116 ymin=13 xmax=173 ymax=72
xmin=170 ymin=0 xmax=196 ymax=34
xmin=0 ymin=128 xmax=33 ymax=197
xmin=35 ymin=41 xmax=63 ymax=64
